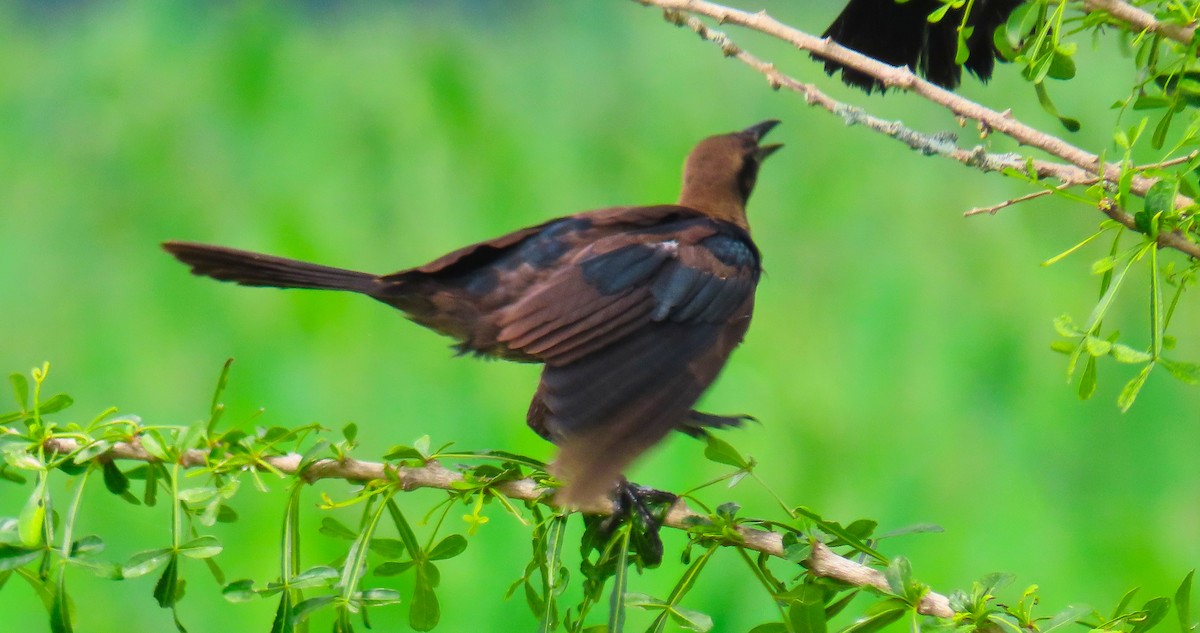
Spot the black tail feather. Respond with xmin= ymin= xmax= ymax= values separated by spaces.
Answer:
xmin=162 ymin=241 xmax=378 ymax=294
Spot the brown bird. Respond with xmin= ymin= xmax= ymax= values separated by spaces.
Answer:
xmin=163 ymin=120 xmax=781 ymax=507
xmin=818 ymin=0 xmax=1024 ymax=92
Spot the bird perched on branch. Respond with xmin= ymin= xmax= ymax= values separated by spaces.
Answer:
xmin=818 ymin=0 xmax=1024 ymax=92
xmin=164 ymin=121 xmax=781 ymax=508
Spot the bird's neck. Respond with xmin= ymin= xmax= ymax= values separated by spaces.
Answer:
xmin=677 ymin=189 xmax=750 ymax=230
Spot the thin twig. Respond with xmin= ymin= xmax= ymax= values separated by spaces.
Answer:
xmin=1083 ymin=0 xmax=1197 ymax=47
xmin=42 ymin=436 xmax=954 ymax=617
xmin=964 ymin=182 xmax=1079 ymax=216
xmin=632 ymin=0 xmax=1200 ymax=260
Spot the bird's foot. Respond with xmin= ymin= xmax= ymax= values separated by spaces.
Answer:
xmin=595 ymin=479 xmax=677 ymax=567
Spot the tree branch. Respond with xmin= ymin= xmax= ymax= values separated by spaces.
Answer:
xmin=1083 ymin=0 xmax=1197 ymax=47
xmin=632 ymin=0 xmax=1200 ymax=260
xmin=43 ymin=436 xmax=954 ymax=618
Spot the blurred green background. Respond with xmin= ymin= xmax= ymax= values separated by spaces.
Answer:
xmin=2 ymin=0 xmax=1198 ymax=631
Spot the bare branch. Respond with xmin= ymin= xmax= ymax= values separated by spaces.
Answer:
xmin=1083 ymin=0 xmax=1197 ymax=47
xmin=964 ymin=182 xmax=1079 ymax=217
xmin=43 ymin=436 xmax=954 ymax=618
xmin=633 ymin=0 xmax=1200 ymax=259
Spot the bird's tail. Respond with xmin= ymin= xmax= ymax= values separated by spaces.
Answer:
xmin=162 ymin=241 xmax=379 ymax=294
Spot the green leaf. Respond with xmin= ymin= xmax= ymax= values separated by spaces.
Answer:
xmin=18 ymin=475 xmax=47 ymax=547
xmin=788 ymin=584 xmax=827 ymax=633
xmin=375 ymin=561 xmax=416 ymax=577
xmin=153 ymin=554 xmax=180 ymax=608
xmin=1053 ymin=314 xmax=1082 ymax=337
xmin=51 ymin=572 xmax=72 ymax=633
xmin=841 ymin=605 xmax=906 ymax=633
xmin=290 ymin=565 xmax=339 ymax=589
xmin=1111 ymin=344 xmax=1153 ymax=364
xmin=179 ymin=535 xmax=223 ymax=559
xmin=1047 ymin=47 xmax=1076 ymax=80
xmin=39 ymin=393 xmax=73 ymax=415
xmin=1117 ymin=364 xmax=1154 ymax=412
xmin=1035 ymin=82 xmax=1081 ymax=132
xmin=1132 ymin=597 xmax=1171 ymax=633
xmin=70 ymin=535 xmax=105 ymax=557
xmin=139 ymin=431 xmax=170 ymax=462
xmin=702 ymin=433 xmax=748 ymax=468
xmin=1086 ymin=335 xmax=1114 ymax=355
xmin=359 ymin=587 xmax=401 ymax=605
xmin=1176 ymin=571 xmax=1194 ymax=633
xmin=747 ymin=625 xmax=788 ymax=633
xmin=290 ymin=595 xmax=337 ymax=625
xmin=427 ymin=534 xmax=467 ymax=561
xmin=319 ymin=517 xmax=358 ymax=540
xmin=1145 ymin=181 xmax=1176 ymax=216
xmin=876 ymin=523 xmax=943 ymax=540
xmin=1077 ymin=356 xmax=1097 ymax=400
xmin=0 ymin=544 xmax=40 ymax=571
xmin=883 ymin=557 xmax=913 ymax=597
xmin=342 ymin=422 xmax=358 ymax=443
xmin=223 ymin=579 xmax=259 ymax=603
xmin=121 ymin=548 xmax=174 ymax=578
xmin=1160 ymin=359 xmax=1200 ymax=384
xmin=102 ymin=461 xmax=130 ymax=496
xmin=410 ymin=562 xmax=440 ymax=631
xmin=671 ymin=605 xmax=714 ymax=632
xmin=9 ymin=373 xmax=29 ymax=410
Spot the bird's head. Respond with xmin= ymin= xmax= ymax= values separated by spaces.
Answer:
xmin=678 ymin=120 xmax=782 ymax=228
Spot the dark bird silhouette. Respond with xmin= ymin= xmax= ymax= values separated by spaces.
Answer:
xmin=818 ymin=0 xmax=1024 ymax=92
xmin=163 ymin=121 xmax=781 ymax=507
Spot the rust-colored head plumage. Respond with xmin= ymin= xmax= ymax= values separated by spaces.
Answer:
xmin=677 ymin=120 xmax=783 ymax=229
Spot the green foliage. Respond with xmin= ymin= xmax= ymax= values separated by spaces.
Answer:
xmin=5 ymin=363 xmax=1193 ymax=633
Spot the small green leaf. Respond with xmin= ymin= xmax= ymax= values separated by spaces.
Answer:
xmin=0 ymin=544 xmax=40 ymax=571
xmin=1117 ymin=364 xmax=1154 ymax=412
xmin=18 ymin=476 xmax=46 ymax=547
xmin=153 ymin=554 xmax=180 ymax=608
xmin=139 ymin=431 xmax=170 ymax=462
xmin=291 ymin=595 xmax=337 ymax=624
xmin=427 ymin=534 xmax=467 ymax=561
xmin=1078 ymin=357 xmax=1097 ymax=401
xmin=410 ymin=562 xmax=440 ymax=631
xmin=883 ymin=557 xmax=913 ymax=596
xmin=841 ymin=605 xmax=906 ymax=633
xmin=39 ymin=394 xmax=73 ymax=415
xmin=102 ymin=461 xmax=130 ymax=496
xmin=1176 ymin=571 xmax=1194 ymax=633
xmin=1145 ymin=181 xmax=1177 ymax=216
xmin=70 ymin=535 xmax=105 ymax=557
xmin=9 ymin=373 xmax=29 ymax=410
xmin=1131 ymin=597 xmax=1171 ymax=633
xmin=342 ymin=423 xmax=358 ymax=443
xmin=290 ymin=565 xmax=339 ymax=589
xmin=1160 ymin=359 xmax=1200 ymax=384
xmin=121 ymin=548 xmax=174 ymax=578
xmin=788 ymin=584 xmax=827 ymax=633
xmin=702 ymin=433 xmax=748 ymax=468
xmin=179 ymin=535 xmax=222 ymax=559
xmin=223 ymin=579 xmax=258 ymax=603
xmin=1111 ymin=344 xmax=1153 ymax=364
xmin=1085 ymin=337 xmax=1113 ymax=357
xmin=747 ymin=625 xmax=788 ymax=633
xmin=319 ymin=517 xmax=358 ymax=540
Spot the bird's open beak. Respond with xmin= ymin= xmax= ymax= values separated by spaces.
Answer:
xmin=743 ymin=120 xmax=783 ymax=160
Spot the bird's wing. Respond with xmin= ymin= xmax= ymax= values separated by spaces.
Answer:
xmin=496 ymin=218 xmax=759 ymax=366
xmin=495 ymin=217 xmax=760 ymax=504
